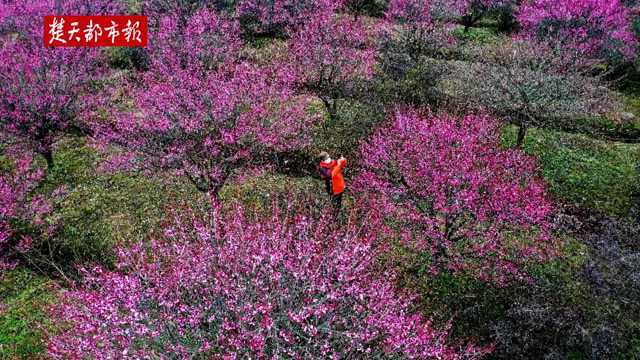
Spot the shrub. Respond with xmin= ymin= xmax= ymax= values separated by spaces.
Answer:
xmin=490 ymin=214 xmax=640 ymax=358
xmin=0 ymin=153 xmax=50 ymax=273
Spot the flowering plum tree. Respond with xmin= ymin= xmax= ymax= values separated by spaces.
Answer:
xmin=386 ymin=0 xmax=433 ymax=25
xmin=517 ymin=0 xmax=637 ymax=62
xmin=0 ymin=0 xmax=123 ymax=169
xmin=0 ymin=153 xmax=50 ymax=272
xmin=378 ymin=0 xmax=457 ymax=107
xmin=287 ymin=11 xmax=376 ymax=121
xmin=449 ymin=39 xmax=621 ymax=146
xmin=48 ymin=202 xmax=490 ymax=358
xmin=143 ymin=0 xmax=334 ymax=36
xmin=93 ymin=9 xmax=317 ymax=197
xmin=353 ymin=109 xmax=555 ymax=285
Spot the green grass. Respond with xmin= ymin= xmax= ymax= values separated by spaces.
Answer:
xmin=311 ymin=99 xmax=386 ymax=161
xmin=623 ymin=95 xmax=640 ymax=134
xmin=451 ymin=25 xmax=500 ymax=44
xmin=619 ymin=69 xmax=640 ymax=137
xmin=37 ymin=137 xmax=202 ymax=271
xmin=502 ymin=125 xmax=640 ymax=216
xmin=0 ymin=269 xmax=58 ymax=359
xmin=220 ymin=173 xmax=332 ymax=214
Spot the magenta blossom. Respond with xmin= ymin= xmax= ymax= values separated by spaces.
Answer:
xmin=48 ymin=202 xmax=491 ymax=358
xmin=0 ymin=153 xmax=49 ymax=272
xmin=287 ymin=11 xmax=376 ymax=120
xmin=353 ymin=109 xmax=556 ymax=285
xmin=517 ymin=0 xmax=637 ymax=62
xmin=0 ymin=0 xmax=125 ymax=168
xmin=92 ymin=9 xmax=318 ymax=196
xmin=236 ymin=0 xmax=340 ymax=35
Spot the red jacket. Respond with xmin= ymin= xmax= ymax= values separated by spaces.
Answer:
xmin=331 ymin=158 xmax=347 ymax=195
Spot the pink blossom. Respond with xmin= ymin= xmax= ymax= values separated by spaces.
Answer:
xmin=353 ymin=109 xmax=557 ymax=285
xmin=91 ymin=9 xmax=318 ymax=196
xmin=517 ymin=0 xmax=637 ymax=61
xmin=0 ymin=153 xmax=51 ymax=272
xmin=48 ymin=203 xmax=490 ymax=358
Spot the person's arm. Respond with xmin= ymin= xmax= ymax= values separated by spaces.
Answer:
xmin=332 ymin=158 xmax=347 ymax=176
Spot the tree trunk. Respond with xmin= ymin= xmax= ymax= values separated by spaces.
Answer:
xmin=516 ymin=125 xmax=527 ymax=148
xmin=42 ymin=150 xmax=54 ymax=169
xmin=210 ymin=182 xmax=224 ymax=199
xmin=462 ymin=15 xmax=472 ymax=33
xmin=321 ymin=97 xmax=338 ymax=122
xmin=330 ymin=100 xmax=338 ymax=121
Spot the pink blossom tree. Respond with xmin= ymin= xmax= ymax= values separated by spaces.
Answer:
xmin=48 ymin=202 xmax=490 ymax=358
xmin=92 ymin=9 xmax=317 ymax=197
xmin=386 ymin=0 xmax=433 ymax=25
xmin=0 ymin=0 xmax=124 ymax=169
xmin=448 ymin=39 xmax=621 ymax=147
xmin=142 ymin=0 xmax=233 ymax=23
xmin=517 ymin=0 xmax=637 ymax=62
xmin=353 ymin=109 xmax=556 ymax=285
xmin=287 ymin=11 xmax=376 ymax=121
xmin=142 ymin=0 xmax=335 ymax=36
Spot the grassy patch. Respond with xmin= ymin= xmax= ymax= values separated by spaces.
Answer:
xmin=220 ymin=173 xmax=332 ymax=216
xmin=311 ymin=99 xmax=386 ymax=162
xmin=0 ymin=269 xmax=58 ymax=359
xmin=451 ymin=25 xmax=500 ymax=44
xmin=623 ymin=94 xmax=640 ymax=133
xmin=38 ymin=137 xmax=201 ymax=271
xmin=502 ymin=126 xmax=640 ymax=216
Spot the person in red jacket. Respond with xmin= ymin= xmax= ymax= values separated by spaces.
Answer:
xmin=317 ymin=151 xmax=336 ymax=196
xmin=317 ymin=152 xmax=347 ymax=214
xmin=330 ymin=155 xmax=347 ymax=213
